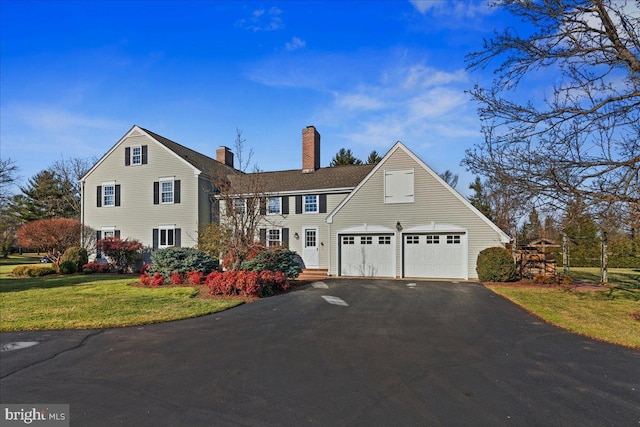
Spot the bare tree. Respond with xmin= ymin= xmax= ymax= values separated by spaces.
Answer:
xmin=51 ymin=157 xmax=94 ymax=219
xmin=464 ymin=0 xmax=640 ymax=211
xmin=439 ymin=170 xmax=459 ymax=189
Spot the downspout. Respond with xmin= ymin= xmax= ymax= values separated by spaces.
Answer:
xmin=327 ymin=222 xmax=331 ymax=276
xmin=80 ymin=179 xmax=85 ymax=247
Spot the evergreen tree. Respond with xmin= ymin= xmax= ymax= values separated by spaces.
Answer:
xmin=518 ymin=207 xmax=542 ymax=245
xmin=468 ymin=177 xmax=493 ymax=221
xmin=562 ymin=199 xmax=600 ymax=267
xmin=330 ymin=148 xmax=362 ymax=166
xmin=9 ymin=170 xmax=76 ymax=222
xmin=366 ymin=150 xmax=382 ymax=165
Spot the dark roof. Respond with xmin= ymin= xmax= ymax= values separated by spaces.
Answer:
xmin=142 ymin=128 xmax=239 ymax=177
xmin=229 ymin=164 xmax=375 ymax=194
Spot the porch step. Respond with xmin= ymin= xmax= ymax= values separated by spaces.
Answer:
xmin=297 ymin=268 xmax=329 ymax=281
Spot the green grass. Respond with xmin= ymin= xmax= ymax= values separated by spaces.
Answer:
xmin=0 ymin=253 xmax=44 ymax=276
xmin=488 ymin=286 xmax=640 ymax=349
xmin=567 ymin=267 xmax=640 ymax=288
xmin=1 ymin=255 xmax=244 ymax=331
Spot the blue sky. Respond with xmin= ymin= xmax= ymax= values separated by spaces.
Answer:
xmin=1 ymin=0 xmax=517 ymax=195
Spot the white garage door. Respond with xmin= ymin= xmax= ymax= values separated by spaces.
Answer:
xmin=340 ymin=234 xmax=394 ymax=277
xmin=404 ymin=233 xmax=465 ymax=279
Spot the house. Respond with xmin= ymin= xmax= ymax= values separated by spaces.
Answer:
xmin=81 ymin=125 xmax=510 ymax=280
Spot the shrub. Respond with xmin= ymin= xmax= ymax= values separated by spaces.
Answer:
xmin=170 ymin=273 xmax=184 ymax=285
xmin=97 ymin=237 xmax=143 ymax=273
xmin=11 ymin=265 xmax=56 ymax=277
xmin=476 ymin=247 xmax=516 ymax=282
xmin=82 ymin=262 xmax=109 ymax=273
xmin=60 ymin=246 xmax=88 ymax=273
xmin=140 ymin=274 xmax=151 ymax=286
xmin=59 ymin=260 xmax=77 ymax=274
xmin=140 ymin=263 xmax=152 ymax=274
xmin=150 ymin=273 xmax=165 ymax=287
xmin=205 ymin=270 xmax=289 ymax=297
xmin=186 ymin=270 xmax=204 ymax=285
xmin=149 ymin=247 xmax=218 ymax=278
xmin=240 ymin=248 xmax=302 ymax=278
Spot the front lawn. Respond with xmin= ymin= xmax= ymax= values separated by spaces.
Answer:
xmin=486 ymin=268 xmax=640 ymax=349
xmin=0 ymin=273 xmax=244 ymax=331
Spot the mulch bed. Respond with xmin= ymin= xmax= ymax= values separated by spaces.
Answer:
xmin=484 ymin=280 xmax=608 ymax=291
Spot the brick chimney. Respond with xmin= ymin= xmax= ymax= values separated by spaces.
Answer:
xmin=302 ymin=126 xmax=320 ymax=173
xmin=216 ymin=146 xmax=234 ymax=168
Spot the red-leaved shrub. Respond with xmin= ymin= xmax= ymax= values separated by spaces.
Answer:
xmin=170 ymin=273 xmax=183 ymax=285
xmin=206 ymin=270 xmax=288 ymax=297
xmin=186 ymin=270 xmax=204 ymax=285
xmin=150 ymin=273 xmax=165 ymax=287
xmin=140 ymin=274 xmax=151 ymax=286
xmin=82 ymin=262 xmax=109 ymax=273
xmin=140 ymin=263 xmax=152 ymax=274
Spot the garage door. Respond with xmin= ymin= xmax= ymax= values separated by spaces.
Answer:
xmin=340 ymin=234 xmax=394 ymax=277
xmin=404 ymin=233 xmax=465 ymax=279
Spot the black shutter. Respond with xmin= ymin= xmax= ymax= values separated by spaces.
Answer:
xmin=96 ymin=186 xmax=102 ymax=207
xmin=174 ymin=180 xmax=181 ymax=204
xmin=153 ymin=182 xmax=159 ymax=205
xmin=175 ymin=229 xmax=181 ymax=247
xmin=152 ymin=229 xmax=159 ymax=249
xmin=96 ymin=231 xmax=102 ymax=258
xmin=125 ymin=147 xmax=130 ymax=166
xmin=282 ymin=228 xmax=289 ymax=248
xmin=115 ymin=185 xmax=121 ymax=207
xmin=259 ymin=228 xmax=267 ymax=245
xmin=295 ymin=195 xmax=302 ymax=214
xmin=319 ymin=194 xmax=327 ymax=213
xmin=282 ymin=196 xmax=289 ymax=215
xmin=142 ymin=145 xmax=148 ymax=164
xmin=115 ymin=230 xmax=121 ymax=238
xmin=260 ymin=198 xmax=266 ymax=215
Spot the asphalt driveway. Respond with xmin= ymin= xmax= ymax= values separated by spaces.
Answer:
xmin=1 ymin=279 xmax=639 ymax=426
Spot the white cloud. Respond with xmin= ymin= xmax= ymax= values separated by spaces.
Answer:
xmin=285 ymin=36 xmax=306 ymax=51
xmin=238 ymin=6 xmax=284 ymax=32
xmin=409 ymin=0 xmax=493 ymax=18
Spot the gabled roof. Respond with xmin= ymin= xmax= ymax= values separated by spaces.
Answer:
xmin=228 ymin=164 xmax=374 ymax=194
xmin=81 ymin=125 xmax=237 ymax=181
xmin=326 ymin=141 xmax=511 ymax=243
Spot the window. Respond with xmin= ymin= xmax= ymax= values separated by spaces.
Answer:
xmin=305 ymin=229 xmax=316 ymax=248
xmin=132 ymin=146 xmax=142 ymax=165
xmin=361 ymin=236 xmax=373 ymax=245
xmin=379 ymin=236 xmax=391 ymax=245
xmin=267 ymin=229 xmax=281 ymax=247
xmin=406 ymin=235 xmax=419 ymax=244
xmin=103 ymin=184 xmax=115 ymax=207
xmin=101 ymin=227 xmax=115 ymax=239
xmin=426 ymin=235 xmax=440 ymax=244
xmin=384 ymin=169 xmax=414 ymax=204
xmin=268 ymin=197 xmax=281 ymax=215
xmin=304 ymin=195 xmax=318 ymax=213
xmin=447 ymin=235 xmax=461 ymax=244
xmin=343 ymin=236 xmax=355 ymax=245
xmin=233 ymin=198 xmax=246 ymax=214
xmin=159 ymin=226 xmax=175 ymax=248
xmin=161 ymin=181 xmax=174 ymax=204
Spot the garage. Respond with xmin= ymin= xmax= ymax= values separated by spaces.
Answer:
xmin=339 ymin=227 xmax=395 ymax=277
xmin=403 ymin=232 xmax=466 ymax=279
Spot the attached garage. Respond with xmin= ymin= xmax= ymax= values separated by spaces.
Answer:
xmin=402 ymin=225 xmax=468 ymax=280
xmin=338 ymin=225 xmax=395 ymax=277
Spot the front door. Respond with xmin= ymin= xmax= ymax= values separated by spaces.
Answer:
xmin=302 ymin=228 xmax=319 ymax=268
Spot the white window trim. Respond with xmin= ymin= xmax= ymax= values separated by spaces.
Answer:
xmin=101 ymin=226 xmax=116 ymax=239
xmin=267 ymin=197 xmax=282 ymax=215
xmin=158 ymin=225 xmax=176 ymax=248
xmin=131 ymin=145 xmax=142 ymax=166
xmin=266 ymin=228 xmax=282 ymax=247
xmin=304 ymin=195 xmax=319 ymax=214
xmin=102 ymin=181 xmax=116 ymax=207
xmin=159 ymin=177 xmax=174 ymax=204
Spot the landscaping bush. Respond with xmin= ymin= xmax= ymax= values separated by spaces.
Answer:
xmin=150 ymin=273 xmax=165 ymax=287
xmin=186 ymin=270 xmax=204 ymax=285
xmin=82 ymin=262 xmax=109 ymax=274
xmin=60 ymin=246 xmax=88 ymax=273
xmin=59 ymin=260 xmax=77 ymax=274
xmin=11 ymin=265 xmax=56 ymax=277
xmin=476 ymin=247 xmax=516 ymax=282
xmin=148 ymin=247 xmax=218 ymax=277
xmin=97 ymin=237 xmax=143 ymax=273
xmin=140 ymin=274 xmax=151 ymax=286
xmin=239 ymin=248 xmax=302 ymax=278
xmin=205 ymin=270 xmax=289 ymax=297
xmin=170 ymin=273 xmax=184 ymax=285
